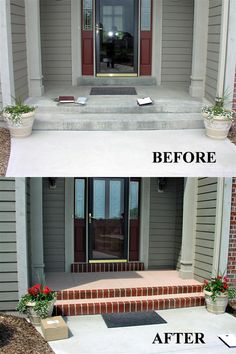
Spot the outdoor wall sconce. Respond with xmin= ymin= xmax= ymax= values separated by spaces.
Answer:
xmin=48 ymin=178 xmax=57 ymax=190
xmin=158 ymin=178 xmax=168 ymax=192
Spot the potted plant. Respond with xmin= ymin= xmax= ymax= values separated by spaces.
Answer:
xmin=203 ymin=275 xmax=236 ymax=314
xmin=1 ymin=98 xmax=36 ymax=138
xmin=202 ymin=96 xmax=235 ymax=140
xmin=16 ymin=284 xmax=56 ymax=325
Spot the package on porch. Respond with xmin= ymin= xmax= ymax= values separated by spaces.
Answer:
xmin=40 ymin=316 xmax=68 ymax=342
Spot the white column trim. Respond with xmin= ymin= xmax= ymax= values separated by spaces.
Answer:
xmin=71 ymin=0 xmax=82 ymax=85
xmin=25 ymin=0 xmax=44 ymax=96
xmin=0 ymin=0 xmax=15 ymax=105
xmin=30 ymin=178 xmax=45 ymax=284
xmin=16 ymin=178 xmax=29 ymax=297
xmin=65 ymin=178 xmax=74 ymax=272
xmin=179 ymin=178 xmax=197 ymax=279
xmin=152 ymin=0 xmax=162 ymax=85
xmin=224 ymin=0 xmax=236 ymax=108
xmin=212 ymin=178 xmax=224 ymax=277
xmin=217 ymin=0 xmax=230 ymax=97
xmin=139 ymin=178 xmax=150 ymax=269
xmin=217 ymin=178 xmax=232 ymax=275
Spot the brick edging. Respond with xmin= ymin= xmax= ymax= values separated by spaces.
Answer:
xmin=56 ymin=284 xmax=204 ymax=301
xmin=54 ymin=296 xmax=205 ymax=316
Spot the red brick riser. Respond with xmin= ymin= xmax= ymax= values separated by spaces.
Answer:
xmin=54 ymin=296 xmax=205 ymax=316
xmin=71 ymin=262 xmax=145 ymax=273
xmin=56 ymin=284 xmax=204 ymax=301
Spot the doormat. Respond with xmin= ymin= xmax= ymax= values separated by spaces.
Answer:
xmin=90 ymin=87 xmax=137 ymax=95
xmin=102 ymin=311 xmax=167 ymax=328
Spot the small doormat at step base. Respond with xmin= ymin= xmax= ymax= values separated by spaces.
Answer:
xmin=90 ymin=87 xmax=137 ymax=95
xmin=102 ymin=311 xmax=167 ymax=328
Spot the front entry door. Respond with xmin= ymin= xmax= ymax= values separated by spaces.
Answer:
xmin=95 ymin=0 xmax=138 ymax=75
xmin=88 ymin=178 xmax=129 ymax=260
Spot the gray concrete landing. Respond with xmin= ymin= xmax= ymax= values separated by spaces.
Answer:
xmin=26 ymin=85 xmax=204 ymax=131
xmin=6 ymin=129 xmax=236 ymax=177
xmin=46 ymin=307 xmax=236 ymax=354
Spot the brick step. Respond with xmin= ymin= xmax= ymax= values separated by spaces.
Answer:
xmin=56 ymin=284 xmax=204 ymax=301
xmin=54 ymin=292 xmax=205 ymax=316
xmin=71 ymin=262 xmax=145 ymax=273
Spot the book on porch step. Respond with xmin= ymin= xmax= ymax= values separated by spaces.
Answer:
xmin=58 ymin=96 xmax=75 ymax=103
xmin=137 ymin=97 xmax=153 ymax=106
xmin=218 ymin=334 xmax=236 ymax=348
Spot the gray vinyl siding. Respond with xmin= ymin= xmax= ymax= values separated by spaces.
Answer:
xmin=148 ymin=178 xmax=184 ymax=270
xmin=0 ymin=178 xmax=18 ymax=311
xmin=40 ymin=0 xmax=72 ymax=86
xmin=0 ymin=75 xmax=2 ymax=108
xmin=162 ymin=0 xmax=194 ymax=86
xmin=26 ymin=178 xmax=32 ymax=284
xmin=205 ymin=0 xmax=222 ymax=102
xmin=193 ymin=178 xmax=218 ymax=282
xmin=43 ymin=178 xmax=65 ymax=272
xmin=10 ymin=0 xmax=29 ymax=101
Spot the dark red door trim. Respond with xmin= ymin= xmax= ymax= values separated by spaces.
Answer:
xmin=81 ymin=1 xmax=94 ymax=76
xmin=140 ymin=0 xmax=153 ymax=76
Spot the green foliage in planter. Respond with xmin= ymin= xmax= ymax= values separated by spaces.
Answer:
xmin=16 ymin=284 xmax=56 ymax=319
xmin=202 ymin=93 xmax=235 ymax=121
xmin=1 ymin=97 xmax=36 ymax=126
xmin=204 ymin=275 xmax=236 ymax=302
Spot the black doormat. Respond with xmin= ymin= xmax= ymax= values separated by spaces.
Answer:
xmin=102 ymin=311 xmax=167 ymax=328
xmin=90 ymin=87 xmax=137 ymax=95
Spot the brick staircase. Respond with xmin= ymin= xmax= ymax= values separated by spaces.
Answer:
xmin=54 ymin=283 xmax=205 ymax=316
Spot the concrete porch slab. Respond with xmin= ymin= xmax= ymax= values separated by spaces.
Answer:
xmin=45 ymin=271 xmax=201 ymax=292
xmin=6 ymin=130 xmax=236 ymax=177
xmin=47 ymin=307 xmax=236 ymax=354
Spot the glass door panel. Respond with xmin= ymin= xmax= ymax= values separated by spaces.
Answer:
xmin=96 ymin=0 xmax=138 ymax=75
xmin=89 ymin=178 xmax=128 ymax=260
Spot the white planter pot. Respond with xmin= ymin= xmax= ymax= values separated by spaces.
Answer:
xmin=204 ymin=290 xmax=228 ymax=314
xmin=26 ymin=300 xmax=55 ymax=326
xmin=203 ymin=115 xmax=232 ymax=140
xmin=3 ymin=111 xmax=35 ymax=138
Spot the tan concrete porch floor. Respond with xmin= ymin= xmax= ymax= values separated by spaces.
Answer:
xmin=45 ymin=270 xmax=202 ymax=292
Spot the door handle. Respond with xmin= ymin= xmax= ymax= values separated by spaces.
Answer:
xmin=96 ymin=24 xmax=103 ymax=32
xmin=89 ymin=213 xmax=95 ymax=224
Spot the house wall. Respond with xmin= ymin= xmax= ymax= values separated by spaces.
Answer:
xmin=175 ymin=179 xmax=184 ymax=270
xmin=205 ymin=0 xmax=222 ymax=102
xmin=227 ymin=178 xmax=236 ymax=287
xmin=148 ymin=178 xmax=184 ymax=270
xmin=0 ymin=178 xmax=18 ymax=311
xmin=161 ymin=0 xmax=194 ymax=86
xmin=193 ymin=177 xmax=218 ymax=282
xmin=0 ymin=75 xmax=2 ymax=108
xmin=43 ymin=178 xmax=65 ymax=272
xmin=40 ymin=0 xmax=72 ymax=86
xmin=10 ymin=0 xmax=29 ymax=100
xmin=233 ymin=69 xmax=236 ymax=111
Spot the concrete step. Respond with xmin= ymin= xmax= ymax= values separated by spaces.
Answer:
xmin=54 ymin=292 xmax=205 ymax=316
xmin=56 ymin=284 xmax=204 ymax=301
xmin=33 ymin=112 xmax=204 ymax=131
xmin=78 ymin=76 xmax=157 ymax=86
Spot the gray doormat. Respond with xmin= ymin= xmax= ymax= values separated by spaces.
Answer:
xmin=102 ymin=311 xmax=167 ymax=328
xmin=90 ymin=87 xmax=137 ymax=95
